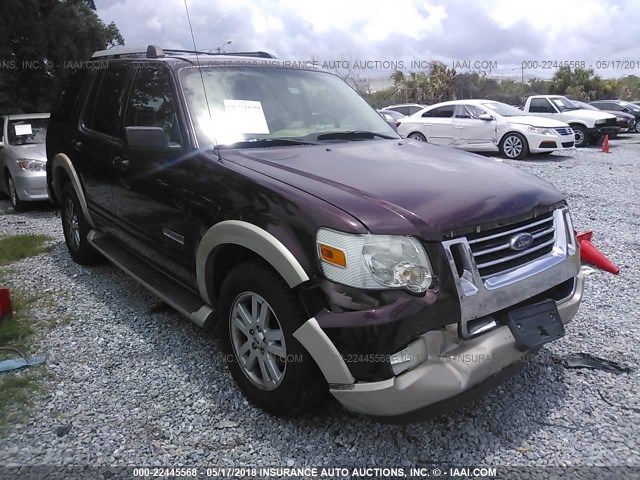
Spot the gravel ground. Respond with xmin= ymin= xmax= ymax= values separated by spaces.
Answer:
xmin=0 ymin=135 xmax=638 ymax=472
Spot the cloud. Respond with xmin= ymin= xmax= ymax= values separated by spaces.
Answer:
xmin=95 ymin=0 xmax=640 ymax=78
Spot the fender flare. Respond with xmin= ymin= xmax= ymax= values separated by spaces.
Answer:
xmin=196 ymin=220 xmax=310 ymax=304
xmin=51 ymin=153 xmax=95 ymax=228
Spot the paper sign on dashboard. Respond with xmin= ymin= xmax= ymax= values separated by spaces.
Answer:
xmin=223 ymin=100 xmax=270 ymax=134
xmin=14 ymin=124 xmax=33 ymax=136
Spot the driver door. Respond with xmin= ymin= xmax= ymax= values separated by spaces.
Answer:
xmin=453 ymin=104 xmax=497 ymax=148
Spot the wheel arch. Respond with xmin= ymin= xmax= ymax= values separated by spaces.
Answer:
xmin=196 ymin=220 xmax=311 ymax=306
xmin=50 ymin=153 xmax=94 ymax=228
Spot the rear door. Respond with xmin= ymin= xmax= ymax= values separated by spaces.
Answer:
xmin=112 ymin=64 xmax=193 ymax=268
xmin=76 ymin=65 xmax=131 ymax=221
xmin=420 ymin=105 xmax=455 ymax=145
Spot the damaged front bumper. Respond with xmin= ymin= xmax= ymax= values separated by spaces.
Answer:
xmin=294 ymin=270 xmax=584 ymax=423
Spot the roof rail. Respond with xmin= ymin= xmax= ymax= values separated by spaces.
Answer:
xmin=92 ymin=45 xmax=276 ymax=60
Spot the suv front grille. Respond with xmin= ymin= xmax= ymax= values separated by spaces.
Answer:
xmin=466 ymin=211 xmax=556 ymax=279
xmin=605 ymin=118 xmax=617 ymax=127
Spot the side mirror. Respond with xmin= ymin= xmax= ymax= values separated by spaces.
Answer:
xmin=125 ymin=126 xmax=167 ymax=149
xmin=478 ymin=113 xmax=494 ymax=121
xmin=622 ymin=108 xmax=629 ymax=113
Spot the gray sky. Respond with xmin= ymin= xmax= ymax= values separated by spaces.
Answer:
xmin=96 ymin=0 xmax=640 ymax=79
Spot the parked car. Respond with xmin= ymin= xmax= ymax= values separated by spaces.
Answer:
xmin=47 ymin=45 xmax=583 ymax=423
xmin=381 ymin=103 xmax=427 ymax=116
xmin=572 ymin=100 xmax=635 ymax=136
xmin=588 ymin=100 xmax=640 ymax=133
xmin=396 ymin=100 xmax=575 ymax=159
xmin=377 ymin=109 xmax=404 ymax=129
xmin=522 ymin=95 xmax=618 ymax=147
xmin=0 ymin=113 xmax=50 ymax=211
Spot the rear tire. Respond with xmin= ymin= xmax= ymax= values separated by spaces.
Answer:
xmin=217 ymin=261 xmax=325 ymax=417
xmin=408 ymin=132 xmax=427 ymax=142
xmin=61 ymin=183 xmax=101 ymax=265
xmin=499 ymin=132 xmax=529 ymax=160
xmin=7 ymin=174 xmax=28 ymax=212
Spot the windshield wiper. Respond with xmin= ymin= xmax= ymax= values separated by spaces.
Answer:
xmin=310 ymin=130 xmax=397 ymax=141
xmin=219 ymin=138 xmax=316 ymax=149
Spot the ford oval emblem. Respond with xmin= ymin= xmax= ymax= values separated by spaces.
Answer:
xmin=510 ymin=232 xmax=534 ymax=251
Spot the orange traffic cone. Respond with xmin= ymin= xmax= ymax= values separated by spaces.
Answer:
xmin=0 ymin=288 xmax=12 ymax=321
xmin=601 ymin=134 xmax=610 ymax=153
xmin=576 ymin=231 xmax=619 ymax=275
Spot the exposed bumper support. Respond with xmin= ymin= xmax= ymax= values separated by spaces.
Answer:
xmin=297 ymin=271 xmax=584 ymax=421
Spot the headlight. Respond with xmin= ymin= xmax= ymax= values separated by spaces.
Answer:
xmin=595 ymin=119 xmax=606 ymax=125
xmin=17 ymin=159 xmax=46 ymax=172
xmin=528 ymin=126 xmax=555 ymax=136
xmin=316 ymin=228 xmax=433 ymax=293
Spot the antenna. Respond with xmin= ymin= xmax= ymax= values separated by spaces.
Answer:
xmin=183 ymin=0 xmax=218 ymax=151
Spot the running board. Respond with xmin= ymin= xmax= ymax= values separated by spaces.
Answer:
xmin=87 ymin=230 xmax=215 ymax=328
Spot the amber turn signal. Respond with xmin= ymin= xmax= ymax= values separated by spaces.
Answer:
xmin=318 ymin=244 xmax=347 ymax=268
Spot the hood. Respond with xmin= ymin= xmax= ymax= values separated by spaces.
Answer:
xmin=507 ymin=115 xmax=571 ymax=128
xmin=10 ymin=143 xmax=47 ymax=161
xmin=570 ymin=109 xmax=616 ymax=121
xmin=605 ymin=110 xmax=635 ymax=120
xmin=221 ymin=140 xmax=565 ymax=240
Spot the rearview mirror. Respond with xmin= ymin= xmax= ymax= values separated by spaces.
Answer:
xmin=125 ymin=126 xmax=167 ymax=149
xmin=478 ymin=113 xmax=494 ymax=121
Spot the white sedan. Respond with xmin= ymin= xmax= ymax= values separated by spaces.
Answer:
xmin=396 ymin=100 xmax=575 ymax=159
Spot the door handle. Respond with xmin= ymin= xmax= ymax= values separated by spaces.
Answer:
xmin=454 ymin=126 xmax=464 ymax=129
xmin=112 ymin=157 xmax=130 ymax=171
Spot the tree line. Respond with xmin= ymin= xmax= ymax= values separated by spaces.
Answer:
xmin=0 ymin=0 xmax=124 ymax=114
xmin=361 ymin=64 xmax=640 ymax=108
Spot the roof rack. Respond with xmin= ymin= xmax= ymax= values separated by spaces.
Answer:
xmin=92 ymin=45 xmax=276 ymax=60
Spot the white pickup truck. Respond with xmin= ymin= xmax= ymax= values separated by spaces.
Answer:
xmin=522 ymin=95 xmax=619 ymax=147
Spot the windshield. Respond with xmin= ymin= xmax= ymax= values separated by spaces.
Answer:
xmin=549 ymin=97 xmax=580 ymax=112
xmin=7 ymin=118 xmax=48 ymax=146
xmin=620 ymin=101 xmax=640 ymax=112
xmin=480 ymin=102 xmax=524 ymax=117
xmin=574 ymin=101 xmax=598 ymax=111
xmin=179 ymin=67 xmax=398 ymax=147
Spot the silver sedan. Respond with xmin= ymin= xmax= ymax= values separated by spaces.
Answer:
xmin=0 ymin=113 xmax=50 ymax=211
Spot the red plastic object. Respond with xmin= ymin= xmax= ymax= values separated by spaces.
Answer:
xmin=0 ymin=288 xmax=13 ymax=321
xmin=601 ymin=134 xmax=610 ymax=153
xmin=576 ymin=231 xmax=620 ymax=275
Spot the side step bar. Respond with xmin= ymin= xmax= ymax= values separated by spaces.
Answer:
xmin=87 ymin=230 xmax=215 ymax=328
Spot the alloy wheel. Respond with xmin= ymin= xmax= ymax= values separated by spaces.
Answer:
xmin=503 ymin=135 xmax=523 ymax=158
xmin=64 ymin=198 xmax=81 ymax=250
xmin=230 ymin=292 xmax=287 ymax=391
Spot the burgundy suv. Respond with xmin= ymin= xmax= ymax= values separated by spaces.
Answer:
xmin=46 ymin=45 xmax=584 ymax=423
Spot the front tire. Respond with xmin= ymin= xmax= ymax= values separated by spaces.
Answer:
xmin=217 ymin=261 xmax=325 ymax=417
xmin=635 ymin=121 xmax=640 ymax=134
xmin=500 ymin=132 xmax=529 ymax=160
xmin=7 ymin=174 xmax=27 ymax=212
xmin=60 ymin=183 xmax=101 ymax=265
xmin=571 ymin=125 xmax=588 ymax=148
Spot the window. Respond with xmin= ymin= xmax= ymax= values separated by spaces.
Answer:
xmin=529 ymin=98 xmax=555 ymax=113
xmin=7 ymin=118 xmax=49 ymax=146
xmin=125 ymin=67 xmax=181 ymax=146
xmin=0 ymin=117 xmax=4 ymax=142
xmin=393 ymin=106 xmax=411 ymax=116
xmin=423 ymin=106 xmax=455 ymax=118
xmin=455 ymin=105 xmax=485 ymax=118
xmin=408 ymin=106 xmax=423 ymax=115
xmin=51 ymin=69 xmax=88 ymax=122
xmin=84 ymin=67 xmax=129 ymax=138
xmin=605 ymin=103 xmax=622 ymax=111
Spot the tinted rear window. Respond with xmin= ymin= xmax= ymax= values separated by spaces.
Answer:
xmin=84 ymin=67 xmax=129 ymax=138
